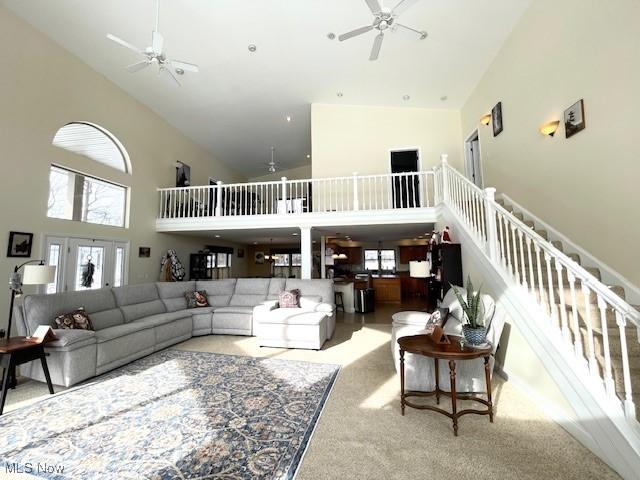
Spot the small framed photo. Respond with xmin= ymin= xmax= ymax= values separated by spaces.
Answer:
xmin=237 ymin=248 xmax=245 ymax=259
xmin=176 ymin=162 xmax=191 ymax=187
xmin=492 ymin=102 xmax=503 ymax=137
xmin=564 ymin=99 xmax=586 ymax=139
xmin=7 ymin=231 xmax=33 ymax=258
xmin=138 ymin=247 xmax=151 ymax=258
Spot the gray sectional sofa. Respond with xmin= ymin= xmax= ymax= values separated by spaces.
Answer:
xmin=13 ymin=278 xmax=335 ymax=387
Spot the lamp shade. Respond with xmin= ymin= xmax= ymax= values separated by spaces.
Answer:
xmin=22 ymin=265 xmax=57 ymax=285
xmin=409 ymin=261 xmax=430 ymax=279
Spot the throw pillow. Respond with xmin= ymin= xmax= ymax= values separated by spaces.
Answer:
xmin=54 ymin=308 xmax=93 ymax=330
xmin=185 ymin=290 xmax=210 ymax=309
xmin=278 ymin=289 xmax=300 ymax=308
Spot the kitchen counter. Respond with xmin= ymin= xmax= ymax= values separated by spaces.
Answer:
xmin=371 ymin=276 xmax=402 ymax=303
xmin=333 ymin=281 xmax=355 ymax=313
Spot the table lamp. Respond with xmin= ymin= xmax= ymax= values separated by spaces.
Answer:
xmin=4 ymin=261 xmax=56 ymax=339
xmin=410 ymin=260 xmax=431 ymax=303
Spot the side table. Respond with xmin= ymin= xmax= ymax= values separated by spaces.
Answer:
xmin=0 ymin=337 xmax=55 ymax=415
xmin=398 ymin=334 xmax=493 ymax=436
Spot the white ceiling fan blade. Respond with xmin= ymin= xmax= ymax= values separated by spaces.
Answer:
xmin=369 ymin=33 xmax=384 ymax=61
xmin=106 ymin=34 xmax=143 ymax=54
xmin=152 ymin=30 xmax=164 ymax=54
xmin=171 ymin=60 xmax=199 ymax=73
xmin=338 ymin=25 xmax=374 ymax=42
xmin=364 ymin=0 xmax=382 ymax=14
xmin=392 ymin=0 xmax=420 ymax=16
xmin=395 ymin=23 xmax=428 ymax=38
xmin=159 ymin=66 xmax=181 ymax=86
xmin=126 ymin=60 xmax=151 ymax=73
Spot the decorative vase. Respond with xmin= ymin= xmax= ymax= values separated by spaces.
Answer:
xmin=462 ymin=325 xmax=487 ymax=345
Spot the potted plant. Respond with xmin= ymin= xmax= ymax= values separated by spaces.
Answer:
xmin=451 ymin=277 xmax=494 ymax=346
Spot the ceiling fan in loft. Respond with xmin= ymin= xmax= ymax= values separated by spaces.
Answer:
xmin=106 ymin=0 xmax=199 ymax=86
xmin=266 ymin=147 xmax=280 ymax=174
xmin=339 ymin=0 xmax=427 ymax=61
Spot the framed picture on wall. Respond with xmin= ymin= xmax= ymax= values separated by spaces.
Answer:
xmin=7 ymin=231 xmax=33 ymax=258
xmin=492 ymin=102 xmax=503 ymax=137
xmin=255 ymin=252 xmax=265 ymax=264
xmin=237 ymin=248 xmax=245 ymax=258
xmin=176 ymin=162 xmax=191 ymax=187
xmin=139 ymin=247 xmax=151 ymax=258
xmin=564 ymin=99 xmax=586 ymax=139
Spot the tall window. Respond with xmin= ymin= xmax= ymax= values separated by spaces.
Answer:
xmin=48 ymin=165 xmax=127 ymax=227
xmin=273 ymin=251 xmax=301 ymax=278
xmin=364 ymin=249 xmax=396 ymax=272
xmin=207 ymin=252 xmax=232 ymax=279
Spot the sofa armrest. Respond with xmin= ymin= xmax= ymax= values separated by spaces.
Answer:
xmin=44 ymin=329 xmax=97 ymax=349
xmin=299 ymin=297 xmax=335 ymax=314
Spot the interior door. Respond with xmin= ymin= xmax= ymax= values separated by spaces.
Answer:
xmin=465 ymin=131 xmax=483 ymax=188
xmin=390 ymin=150 xmax=420 ymax=208
xmin=67 ymin=238 xmax=113 ymax=291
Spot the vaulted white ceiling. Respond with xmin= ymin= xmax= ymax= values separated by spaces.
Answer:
xmin=2 ymin=0 xmax=530 ymax=176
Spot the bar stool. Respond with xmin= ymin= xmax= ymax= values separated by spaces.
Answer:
xmin=335 ymin=291 xmax=345 ymax=312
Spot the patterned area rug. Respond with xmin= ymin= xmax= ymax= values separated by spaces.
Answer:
xmin=0 ymin=350 xmax=339 ymax=479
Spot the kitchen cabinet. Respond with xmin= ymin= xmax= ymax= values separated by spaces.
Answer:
xmin=372 ymin=277 xmax=402 ymax=303
xmin=399 ymin=245 xmax=428 ymax=264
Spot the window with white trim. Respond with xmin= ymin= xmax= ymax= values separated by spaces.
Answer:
xmin=47 ymin=165 xmax=127 ymax=227
xmin=364 ymin=249 xmax=396 ymax=271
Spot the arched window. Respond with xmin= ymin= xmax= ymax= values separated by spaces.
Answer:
xmin=52 ymin=122 xmax=131 ymax=174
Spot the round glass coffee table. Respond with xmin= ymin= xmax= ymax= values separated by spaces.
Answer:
xmin=397 ymin=334 xmax=493 ymax=436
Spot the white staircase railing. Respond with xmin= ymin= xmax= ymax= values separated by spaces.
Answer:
xmin=157 ymin=171 xmax=436 ymax=219
xmin=436 ymin=155 xmax=640 ymax=423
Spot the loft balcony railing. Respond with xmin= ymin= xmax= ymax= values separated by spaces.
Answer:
xmin=157 ymin=171 xmax=437 ymax=219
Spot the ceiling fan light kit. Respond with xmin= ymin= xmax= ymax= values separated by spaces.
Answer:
xmin=339 ymin=0 xmax=427 ymax=61
xmin=106 ymin=0 xmax=199 ymax=87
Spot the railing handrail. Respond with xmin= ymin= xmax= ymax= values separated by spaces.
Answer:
xmin=157 ymin=170 xmax=435 ymax=192
xmin=444 ymin=162 xmax=640 ymax=326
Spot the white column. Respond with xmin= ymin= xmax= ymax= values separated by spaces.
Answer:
xmin=440 ymin=154 xmax=449 ymax=204
xmin=483 ymin=187 xmax=499 ymax=262
xmin=300 ymin=226 xmax=312 ymax=279
xmin=215 ymin=181 xmax=223 ymax=217
xmin=320 ymin=235 xmax=327 ymax=279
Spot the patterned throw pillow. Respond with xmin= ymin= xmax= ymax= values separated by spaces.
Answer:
xmin=185 ymin=290 xmax=210 ymax=309
xmin=278 ymin=289 xmax=300 ymax=308
xmin=54 ymin=308 xmax=93 ymax=330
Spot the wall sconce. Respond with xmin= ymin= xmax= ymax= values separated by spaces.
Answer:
xmin=539 ymin=120 xmax=560 ymax=137
xmin=480 ymin=114 xmax=491 ymax=126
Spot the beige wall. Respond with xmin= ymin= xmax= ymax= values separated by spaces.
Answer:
xmin=248 ymin=164 xmax=312 ymax=183
xmin=311 ymin=103 xmax=463 ymax=178
xmin=461 ymin=0 xmax=640 ymax=286
xmin=0 ymin=5 xmax=248 ymax=332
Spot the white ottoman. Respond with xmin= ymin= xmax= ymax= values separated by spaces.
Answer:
xmin=256 ymin=309 xmax=329 ymax=350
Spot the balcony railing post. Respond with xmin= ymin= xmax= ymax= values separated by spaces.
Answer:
xmin=440 ymin=154 xmax=449 ymax=204
xmin=352 ymin=172 xmax=359 ymax=211
xmin=281 ymin=177 xmax=288 ymax=215
xmin=483 ymin=187 xmax=499 ymax=262
xmin=215 ymin=181 xmax=223 ymax=217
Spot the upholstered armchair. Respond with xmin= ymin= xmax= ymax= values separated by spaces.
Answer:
xmin=391 ymin=287 xmax=505 ymax=393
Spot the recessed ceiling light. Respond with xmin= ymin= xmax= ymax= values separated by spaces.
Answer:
xmin=440 ymin=95 xmax=448 ymax=101
xmin=306 ymin=154 xmax=311 ymax=159
xmin=403 ymin=95 xmax=411 ymax=101
xmin=292 ymin=233 xmax=299 ymax=236
xmin=337 ymin=92 xmax=344 ymax=98
xmin=248 ymin=44 xmax=257 ymax=52
xmin=327 ymin=33 xmax=336 ymax=40
xmin=214 ymin=235 xmax=221 ymax=238
xmin=253 ymin=241 xmax=258 ymax=245
xmin=175 ymin=68 xmax=185 ymax=76
xmin=286 ymin=115 xmax=292 ymax=123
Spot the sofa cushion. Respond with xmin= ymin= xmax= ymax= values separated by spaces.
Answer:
xmin=47 ymin=329 xmax=96 ymax=349
xmin=214 ymin=306 xmax=254 ymax=315
xmin=22 ymin=288 xmax=118 ymax=334
xmin=267 ymin=278 xmax=286 ymax=301
xmin=112 ymin=283 xmax=166 ymax=322
xmin=90 ymin=308 xmax=125 ymax=331
xmin=156 ymin=281 xmax=196 ymax=312
xmin=285 ymin=279 xmax=334 ymax=304
xmin=95 ymin=322 xmax=153 ymax=344
xmin=235 ymin=278 xmax=270 ymax=295
xmin=133 ymin=310 xmax=194 ymax=330
xmin=229 ymin=294 xmax=266 ymax=307
xmin=259 ymin=309 xmax=327 ymax=326
xmin=196 ymin=279 xmax=236 ymax=306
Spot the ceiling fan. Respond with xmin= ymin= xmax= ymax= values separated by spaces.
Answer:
xmin=266 ymin=147 xmax=279 ymax=173
xmin=339 ymin=0 xmax=427 ymax=61
xmin=106 ymin=0 xmax=199 ymax=86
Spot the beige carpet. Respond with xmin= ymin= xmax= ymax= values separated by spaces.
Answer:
xmin=4 ymin=308 xmax=620 ymax=480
